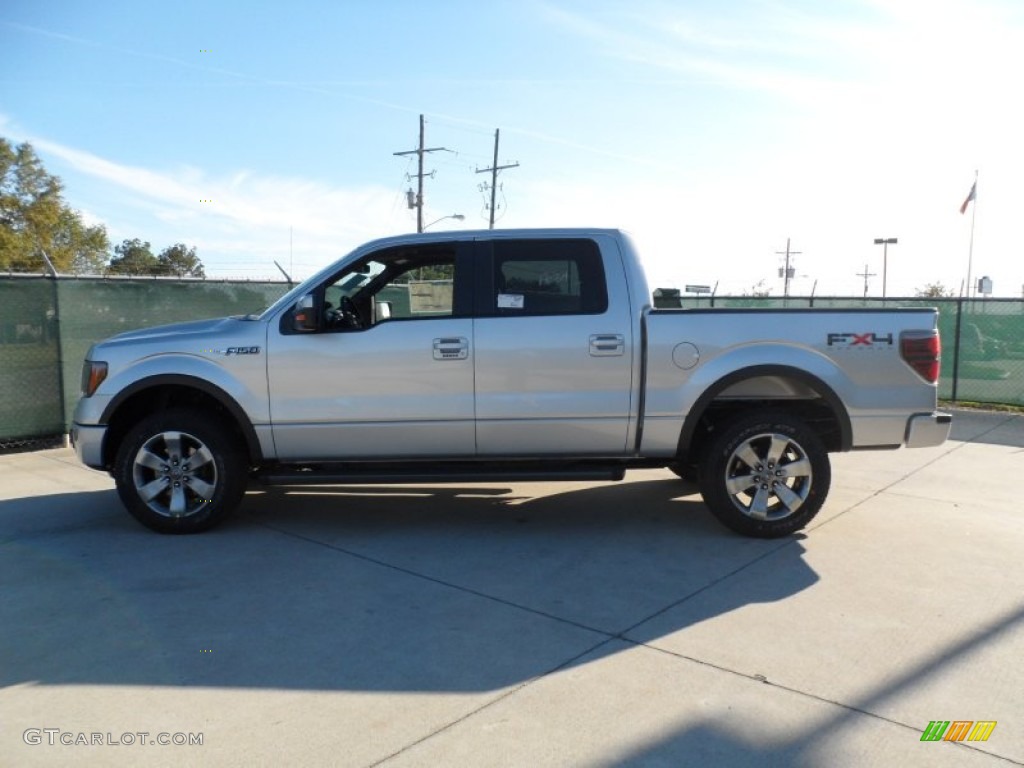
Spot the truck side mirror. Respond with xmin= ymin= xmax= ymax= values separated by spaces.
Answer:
xmin=375 ymin=300 xmax=392 ymax=323
xmin=292 ymin=294 xmax=318 ymax=332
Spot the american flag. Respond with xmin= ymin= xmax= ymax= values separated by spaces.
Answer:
xmin=959 ymin=181 xmax=977 ymax=214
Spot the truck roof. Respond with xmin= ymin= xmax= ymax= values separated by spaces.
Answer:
xmin=355 ymin=227 xmax=627 ymax=251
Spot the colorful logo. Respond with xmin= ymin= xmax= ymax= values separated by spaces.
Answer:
xmin=920 ymin=721 xmax=996 ymax=742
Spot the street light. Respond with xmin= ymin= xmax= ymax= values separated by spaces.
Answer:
xmin=423 ymin=214 xmax=465 ymax=230
xmin=873 ymin=237 xmax=897 ymax=298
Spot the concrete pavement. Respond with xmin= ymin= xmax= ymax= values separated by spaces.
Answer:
xmin=1 ymin=409 xmax=1021 ymax=766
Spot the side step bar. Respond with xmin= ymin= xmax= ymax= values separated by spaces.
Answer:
xmin=255 ymin=461 xmax=627 ymax=486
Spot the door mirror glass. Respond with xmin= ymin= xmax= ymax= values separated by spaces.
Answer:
xmin=292 ymin=293 xmax=318 ymax=332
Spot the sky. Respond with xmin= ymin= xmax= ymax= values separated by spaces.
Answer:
xmin=2 ymin=0 xmax=1023 ymax=297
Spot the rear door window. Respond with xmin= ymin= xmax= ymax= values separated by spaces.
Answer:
xmin=487 ymin=239 xmax=607 ymax=316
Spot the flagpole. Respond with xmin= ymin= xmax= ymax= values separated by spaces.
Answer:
xmin=952 ymin=171 xmax=977 ymax=403
xmin=965 ymin=169 xmax=978 ymax=299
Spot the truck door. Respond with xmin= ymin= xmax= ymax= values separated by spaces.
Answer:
xmin=267 ymin=243 xmax=476 ymax=460
xmin=473 ymin=237 xmax=635 ymax=456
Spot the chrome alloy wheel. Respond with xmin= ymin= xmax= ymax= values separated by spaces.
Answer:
xmin=131 ymin=431 xmax=218 ymax=518
xmin=722 ymin=431 xmax=813 ymax=521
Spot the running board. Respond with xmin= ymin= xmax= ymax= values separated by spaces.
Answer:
xmin=255 ymin=462 xmax=626 ymax=486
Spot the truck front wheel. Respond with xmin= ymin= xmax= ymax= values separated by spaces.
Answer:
xmin=667 ymin=462 xmax=699 ymax=483
xmin=113 ymin=408 xmax=246 ymax=533
xmin=698 ymin=410 xmax=830 ymax=538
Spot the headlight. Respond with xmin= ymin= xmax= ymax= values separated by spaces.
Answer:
xmin=81 ymin=360 xmax=108 ymax=397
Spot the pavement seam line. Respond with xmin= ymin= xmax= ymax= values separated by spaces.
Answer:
xmin=268 ymin=416 xmax=1023 ymax=763
xmin=612 ymin=537 xmax=799 ymax=640
xmin=599 ymin=420 xmax=1024 ymax=764
xmin=608 ymin=418 xmax=1024 ymax=765
xmin=368 ymin=636 xmax=623 ymax=767
xmin=255 ymin=528 xmax=825 ymax=764
xmin=39 ymin=449 xmax=106 ymax=474
xmin=257 ymin=525 xmax=827 ymax=765
xmin=262 ymin=520 xmax=800 ymax=663
xmin=816 ymin=406 xmax=1019 ymax=530
xmin=259 ymin=522 xmax=613 ymax=638
xmin=884 ymin=489 xmax=994 ymax=505
xmin=955 ymin=411 xmax=1021 ymax=444
xmin=801 ymin=434 xmax=977 ymax=535
xmin=631 ymin=641 xmax=1023 ymax=766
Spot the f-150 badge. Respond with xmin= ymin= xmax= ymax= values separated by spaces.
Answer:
xmin=200 ymin=346 xmax=262 ymax=355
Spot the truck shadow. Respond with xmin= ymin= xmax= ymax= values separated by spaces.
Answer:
xmin=949 ymin=408 xmax=1024 ymax=448
xmin=0 ymin=477 xmax=817 ymax=693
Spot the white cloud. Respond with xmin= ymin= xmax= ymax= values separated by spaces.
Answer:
xmin=12 ymin=132 xmax=409 ymax=279
xmin=536 ymin=1 xmax=1024 ymax=296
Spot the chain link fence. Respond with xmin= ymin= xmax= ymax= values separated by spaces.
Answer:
xmin=2 ymin=280 xmax=1022 ymax=448
xmin=0 ymin=278 xmax=63 ymax=445
xmin=0 ymin=276 xmax=290 ymax=448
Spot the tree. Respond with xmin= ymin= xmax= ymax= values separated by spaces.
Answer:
xmin=60 ymin=208 xmax=109 ymax=274
xmin=743 ymin=279 xmax=771 ymax=297
xmin=108 ymin=238 xmax=159 ymax=275
xmin=0 ymin=137 xmax=109 ymax=273
xmin=107 ymin=239 xmax=207 ymax=278
xmin=915 ymin=281 xmax=955 ymax=298
xmin=158 ymin=243 xmax=205 ymax=278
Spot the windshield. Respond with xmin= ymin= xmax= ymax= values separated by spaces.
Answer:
xmin=255 ymin=254 xmax=391 ymax=321
xmin=325 ymin=260 xmax=388 ymax=308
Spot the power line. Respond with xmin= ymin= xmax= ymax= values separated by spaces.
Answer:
xmin=475 ymin=128 xmax=519 ymax=229
xmin=392 ymin=114 xmax=452 ymax=233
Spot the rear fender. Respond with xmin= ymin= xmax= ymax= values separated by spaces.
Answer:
xmin=675 ymin=363 xmax=853 ymax=459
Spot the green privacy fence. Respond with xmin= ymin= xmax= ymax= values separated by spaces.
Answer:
xmin=1 ymin=278 xmax=1022 ymax=445
xmin=0 ymin=279 xmax=63 ymax=444
xmin=0 ymin=276 xmax=290 ymax=445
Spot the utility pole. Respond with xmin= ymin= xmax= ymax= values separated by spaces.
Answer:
xmin=393 ymin=114 xmax=450 ymax=233
xmin=475 ymin=129 xmax=519 ymax=229
xmin=873 ymin=237 xmax=898 ymax=299
xmin=856 ymin=263 xmax=877 ymax=298
xmin=775 ymin=238 xmax=801 ymax=298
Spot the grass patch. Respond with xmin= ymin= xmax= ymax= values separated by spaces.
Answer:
xmin=941 ymin=399 xmax=1024 ymax=415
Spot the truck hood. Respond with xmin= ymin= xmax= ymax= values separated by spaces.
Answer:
xmin=98 ymin=316 xmax=256 ymax=351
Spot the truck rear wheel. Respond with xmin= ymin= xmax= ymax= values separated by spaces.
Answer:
xmin=113 ymin=408 xmax=246 ymax=534
xmin=698 ymin=410 xmax=830 ymax=538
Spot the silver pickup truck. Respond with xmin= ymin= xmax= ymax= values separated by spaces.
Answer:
xmin=72 ymin=228 xmax=950 ymax=538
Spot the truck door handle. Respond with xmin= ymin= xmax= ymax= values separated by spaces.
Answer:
xmin=589 ymin=334 xmax=625 ymax=357
xmin=433 ymin=337 xmax=469 ymax=360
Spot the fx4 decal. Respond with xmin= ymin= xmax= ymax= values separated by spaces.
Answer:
xmin=827 ymin=333 xmax=894 ymax=347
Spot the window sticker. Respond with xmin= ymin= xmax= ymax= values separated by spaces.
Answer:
xmin=497 ymin=293 xmax=524 ymax=309
xmin=409 ymin=281 xmax=453 ymax=314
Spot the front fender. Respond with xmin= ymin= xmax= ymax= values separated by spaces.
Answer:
xmin=97 ymin=353 xmax=269 ymax=427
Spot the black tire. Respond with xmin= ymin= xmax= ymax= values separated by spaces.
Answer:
xmin=698 ymin=410 xmax=830 ymax=538
xmin=113 ymin=407 xmax=247 ymax=534
xmin=667 ymin=462 xmax=699 ymax=483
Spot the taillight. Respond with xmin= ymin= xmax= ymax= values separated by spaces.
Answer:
xmin=900 ymin=332 xmax=940 ymax=383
